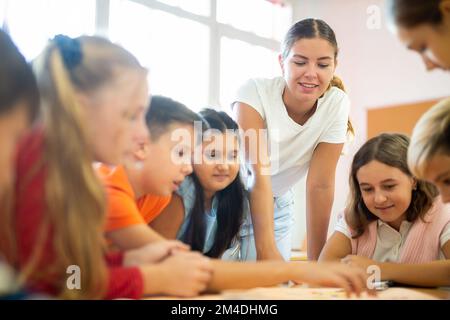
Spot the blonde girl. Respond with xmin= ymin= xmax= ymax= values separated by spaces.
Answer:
xmin=0 ymin=35 xmax=211 ymax=299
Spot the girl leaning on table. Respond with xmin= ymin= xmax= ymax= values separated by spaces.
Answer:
xmin=320 ymin=133 xmax=450 ymax=287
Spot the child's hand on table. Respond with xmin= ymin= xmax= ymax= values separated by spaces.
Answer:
xmin=124 ymin=240 xmax=190 ymax=266
xmin=292 ymin=262 xmax=376 ymax=297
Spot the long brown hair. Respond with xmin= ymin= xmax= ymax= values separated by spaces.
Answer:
xmin=387 ymin=0 xmax=445 ymax=28
xmin=281 ymin=18 xmax=354 ymax=137
xmin=346 ymin=133 xmax=438 ymax=238
xmin=1 ymin=35 xmax=146 ymax=299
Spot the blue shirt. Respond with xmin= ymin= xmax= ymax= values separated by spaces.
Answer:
xmin=176 ymin=176 xmax=252 ymax=258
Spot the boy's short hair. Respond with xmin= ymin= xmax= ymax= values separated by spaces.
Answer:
xmin=146 ymin=95 xmax=202 ymax=141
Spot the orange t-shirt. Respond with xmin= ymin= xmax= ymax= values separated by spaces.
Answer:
xmin=97 ymin=164 xmax=171 ymax=232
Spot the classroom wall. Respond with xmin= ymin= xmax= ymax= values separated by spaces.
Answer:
xmin=288 ymin=0 xmax=450 ymax=250
xmin=367 ymin=99 xmax=440 ymax=139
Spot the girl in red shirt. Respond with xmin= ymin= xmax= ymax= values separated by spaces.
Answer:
xmin=0 ymin=34 xmax=212 ymax=299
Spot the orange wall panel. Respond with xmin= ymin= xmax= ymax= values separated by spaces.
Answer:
xmin=367 ymin=99 xmax=440 ymax=139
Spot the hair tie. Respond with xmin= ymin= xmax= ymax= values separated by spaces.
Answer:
xmin=53 ymin=34 xmax=82 ymax=69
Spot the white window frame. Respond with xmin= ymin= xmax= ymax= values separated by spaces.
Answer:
xmin=95 ymin=0 xmax=289 ymax=107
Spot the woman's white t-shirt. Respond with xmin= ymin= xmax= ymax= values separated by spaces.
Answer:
xmin=233 ymin=76 xmax=350 ymax=197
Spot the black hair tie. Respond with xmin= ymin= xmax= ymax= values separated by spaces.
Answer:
xmin=53 ymin=34 xmax=82 ymax=69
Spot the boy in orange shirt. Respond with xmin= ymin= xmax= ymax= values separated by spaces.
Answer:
xmin=99 ymin=96 xmax=198 ymax=250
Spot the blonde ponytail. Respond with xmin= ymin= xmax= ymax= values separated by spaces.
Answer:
xmin=329 ymin=75 xmax=354 ymax=138
xmin=330 ymin=75 xmax=345 ymax=91
xmin=3 ymin=35 xmax=146 ymax=299
xmin=44 ymin=48 xmax=107 ymax=299
xmin=17 ymin=43 xmax=108 ymax=299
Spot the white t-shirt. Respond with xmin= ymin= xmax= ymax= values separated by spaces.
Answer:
xmin=335 ymin=215 xmax=450 ymax=261
xmin=233 ymin=77 xmax=351 ymax=196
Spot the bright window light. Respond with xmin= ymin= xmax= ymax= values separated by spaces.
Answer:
xmin=0 ymin=0 xmax=95 ymax=60
xmin=157 ymin=0 xmax=210 ymax=16
xmin=217 ymin=0 xmax=291 ymax=41
xmin=220 ymin=36 xmax=281 ymax=108
xmin=110 ymin=0 xmax=209 ymax=111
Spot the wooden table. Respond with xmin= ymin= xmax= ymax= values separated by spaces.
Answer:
xmin=147 ymin=250 xmax=450 ymax=300
xmin=147 ymin=285 xmax=450 ymax=300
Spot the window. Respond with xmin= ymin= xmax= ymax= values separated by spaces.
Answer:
xmin=109 ymin=0 xmax=209 ymax=109
xmin=220 ymin=37 xmax=280 ymax=107
xmin=1 ymin=0 xmax=292 ymax=111
xmin=0 ymin=0 xmax=95 ymax=60
xmin=157 ymin=0 xmax=210 ymax=16
xmin=107 ymin=0 xmax=291 ymax=110
xmin=217 ymin=0 xmax=291 ymax=41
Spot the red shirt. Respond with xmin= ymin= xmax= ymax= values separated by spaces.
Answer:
xmin=14 ymin=127 xmax=144 ymax=299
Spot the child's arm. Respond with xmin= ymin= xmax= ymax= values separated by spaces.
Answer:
xmin=382 ymin=240 xmax=450 ymax=287
xmin=318 ymin=231 xmax=352 ymax=261
xmin=106 ymin=225 xmax=165 ymax=250
xmin=206 ymin=260 xmax=369 ymax=297
xmin=123 ymin=240 xmax=190 ymax=266
xmin=381 ymin=260 xmax=450 ymax=287
xmin=343 ymin=241 xmax=450 ymax=287
xmin=139 ymin=251 xmax=213 ymax=297
xmin=150 ymin=194 xmax=185 ymax=239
